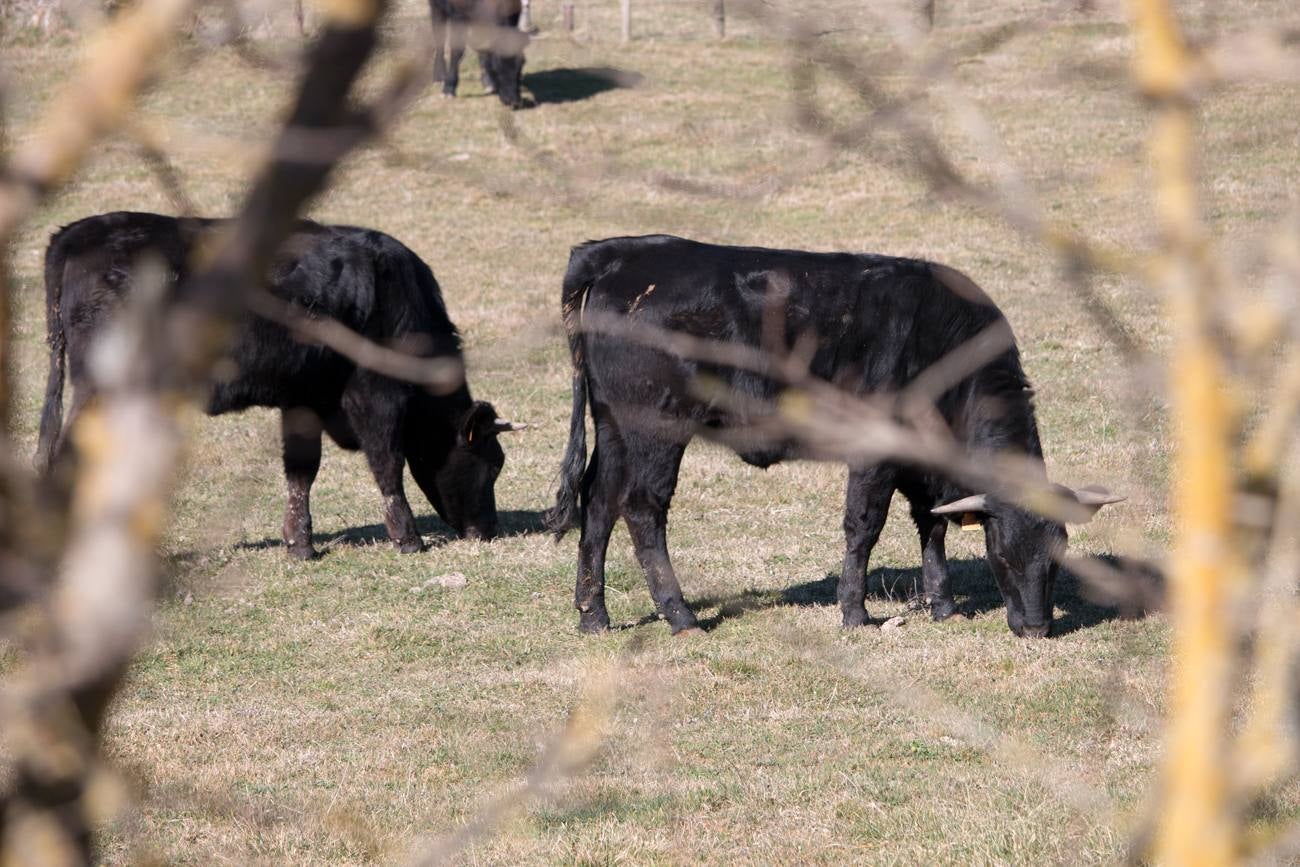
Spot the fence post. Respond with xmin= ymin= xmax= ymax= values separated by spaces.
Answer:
xmin=519 ymin=0 xmax=532 ymax=32
xmin=294 ymin=0 xmax=305 ymax=35
xmin=621 ymin=0 xmax=631 ymax=42
xmin=713 ymin=0 xmax=725 ymax=39
xmin=562 ymin=0 xmax=574 ymax=32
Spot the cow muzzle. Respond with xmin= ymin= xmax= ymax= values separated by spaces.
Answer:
xmin=1019 ymin=622 xmax=1051 ymax=639
xmin=462 ymin=523 xmax=497 ymax=542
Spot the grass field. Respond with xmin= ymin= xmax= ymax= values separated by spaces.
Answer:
xmin=4 ymin=0 xmax=1300 ymax=862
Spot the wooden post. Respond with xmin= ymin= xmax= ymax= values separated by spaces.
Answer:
xmin=713 ymin=0 xmax=725 ymax=39
xmin=519 ymin=0 xmax=533 ymax=32
xmin=561 ymin=1 xmax=575 ymax=32
xmin=621 ymin=0 xmax=631 ymax=42
xmin=919 ymin=0 xmax=935 ymax=30
xmin=294 ymin=0 xmax=305 ymax=35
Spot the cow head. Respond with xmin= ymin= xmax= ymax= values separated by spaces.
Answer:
xmin=932 ymin=485 xmax=1124 ymax=638
xmin=485 ymin=30 xmax=529 ymax=108
xmin=426 ymin=401 xmax=525 ymax=541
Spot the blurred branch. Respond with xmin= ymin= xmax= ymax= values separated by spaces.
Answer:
xmin=0 ymin=2 xmax=201 ymax=861
xmin=0 ymin=1 xmax=395 ymax=862
xmin=1128 ymin=1 xmax=1241 ymax=864
xmin=245 ymin=290 xmax=464 ymax=394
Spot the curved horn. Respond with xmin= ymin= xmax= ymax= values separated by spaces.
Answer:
xmin=932 ymin=494 xmax=989 ymax=516
xmin=492 ymin=418 xmax=528 ymax=433
xmin=1070 ymin=485 xmax=1126 ymax=507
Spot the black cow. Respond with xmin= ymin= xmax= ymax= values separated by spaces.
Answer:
xmin=546 ymin=236 xmax=1122 ymax=638
xmin=38 ymin=211 xmax=523 ymax=557
xmin=429 ymin=0 xmax=528 ymax=108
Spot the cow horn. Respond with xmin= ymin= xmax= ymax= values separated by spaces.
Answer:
xmin=493 ymin=418 xmax=528 ymax=433
xmin=1069 ymin=485 xmax=1126 ymax=507
xmin=1057 ymin=484 xmax=1126 ymax=523
xmin=932 ymin=494 xmax=989 ymax=516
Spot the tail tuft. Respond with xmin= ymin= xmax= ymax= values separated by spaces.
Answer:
xmin=544 ymin=245 xmax=601 ymax=540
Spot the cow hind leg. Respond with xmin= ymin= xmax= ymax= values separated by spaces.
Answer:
xmin=840 ymin=465 xmax=897 ymax=628
xmin=620 ymin=434 xmax=698 ymax=634
xmin=575 ymin=443 xmax=617 ymax=634
xmin=281 ymin=408 xmax=323 ymax=560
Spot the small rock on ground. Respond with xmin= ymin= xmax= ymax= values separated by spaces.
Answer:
xmin=425 ymin=572 xmax=468 ymax=590
xmin=409 ymin=573 xmax=469 ymax=594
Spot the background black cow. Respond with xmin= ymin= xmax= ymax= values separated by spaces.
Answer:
xmin=39 ymin=211 xmax=522 ymax=558
xmin=547 ymin=235 xmax=1121 ymax=638
xmin=429 ymin=0 xmax=528 ymax=108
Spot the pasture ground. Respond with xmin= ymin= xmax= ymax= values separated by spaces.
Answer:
xmin=3 ymin=0 xmax=1299 ymax=862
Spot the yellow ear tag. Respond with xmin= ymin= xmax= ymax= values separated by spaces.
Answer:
xmin=960 ymin=513 xmax=982 ymax=531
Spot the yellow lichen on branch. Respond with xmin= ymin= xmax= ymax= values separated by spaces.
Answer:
xmin=313 ymin=0 xmax=382 ymax=29
xmin=1130 ymin=1 xmax=1243 ymax=864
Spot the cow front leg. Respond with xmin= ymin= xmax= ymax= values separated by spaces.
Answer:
xmin=443 ymin=20 xmax=467 ymax=97
xmin=281 ymin=409 xmax=323 ymax=560
xmin=914 ymin=510 xmax=957 ymax=621
xmin=840 ymin=466 xmax=897 ymax=627
xmin=430 ymin=4 xmax=448 ymax=82
xmin=369 ymin=456 xmax=423 ymax=553
xmin=478 ymin=51 xmax=497 ymax=93
xmin=346 ymin=385 xmax=423 ymax=553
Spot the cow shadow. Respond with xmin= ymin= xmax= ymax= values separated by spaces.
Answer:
xmin=231 ymin=508 xmax=548 ymax=556
xmin=523 ymin=66 xmax=644 ymax=105
xmin=690 ymin=556 xmax=1147 ymax=636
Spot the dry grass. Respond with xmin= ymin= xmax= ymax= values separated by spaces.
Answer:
xmin=3 ymin=0 xmax=1299 ymax=862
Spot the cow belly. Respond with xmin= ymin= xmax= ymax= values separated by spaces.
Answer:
xmin=205 ymin=360 xmax=347 ymax=417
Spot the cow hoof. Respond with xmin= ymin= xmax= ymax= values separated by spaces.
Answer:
xmin=578 ymin=610 xmax=611 ymax=634
xmin=841 ymin=609 xmax=870 ymax=628
xmin=673 ymin=626 xmax=706 ymax=638
xmin=441 ymin=88 xmax=457 ymax=99
xmin=286 ymin=544 xmax=318 ymax=561
xmin=930 ymin=599 xmax=960 ymax=621
xmin=397 ymin=539 xmax=425 ymax=554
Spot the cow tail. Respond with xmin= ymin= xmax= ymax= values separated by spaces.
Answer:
xmin=36 ymin=231 xmax=69 ymax=473
xmin=545 ymin=248 xmax=597 ymax=540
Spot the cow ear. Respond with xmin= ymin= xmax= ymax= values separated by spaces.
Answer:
xmin=461 ymin=401 xmax=527 ymax=444
xmin=460 ymin=401 xmax=498 ymax=445
xmin=1056 ymin=484 xmax=1126 ymax=524
xmin=932 ymin=494 xmax=990 ymax=529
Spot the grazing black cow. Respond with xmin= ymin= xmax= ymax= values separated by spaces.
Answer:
xmin=546 ymin=235 xmax=1122 ymax=638
xmin=428 ymin=0 xmax=528 ymax=108
xmin=38 ymin=211 xmax=523 ymax=557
